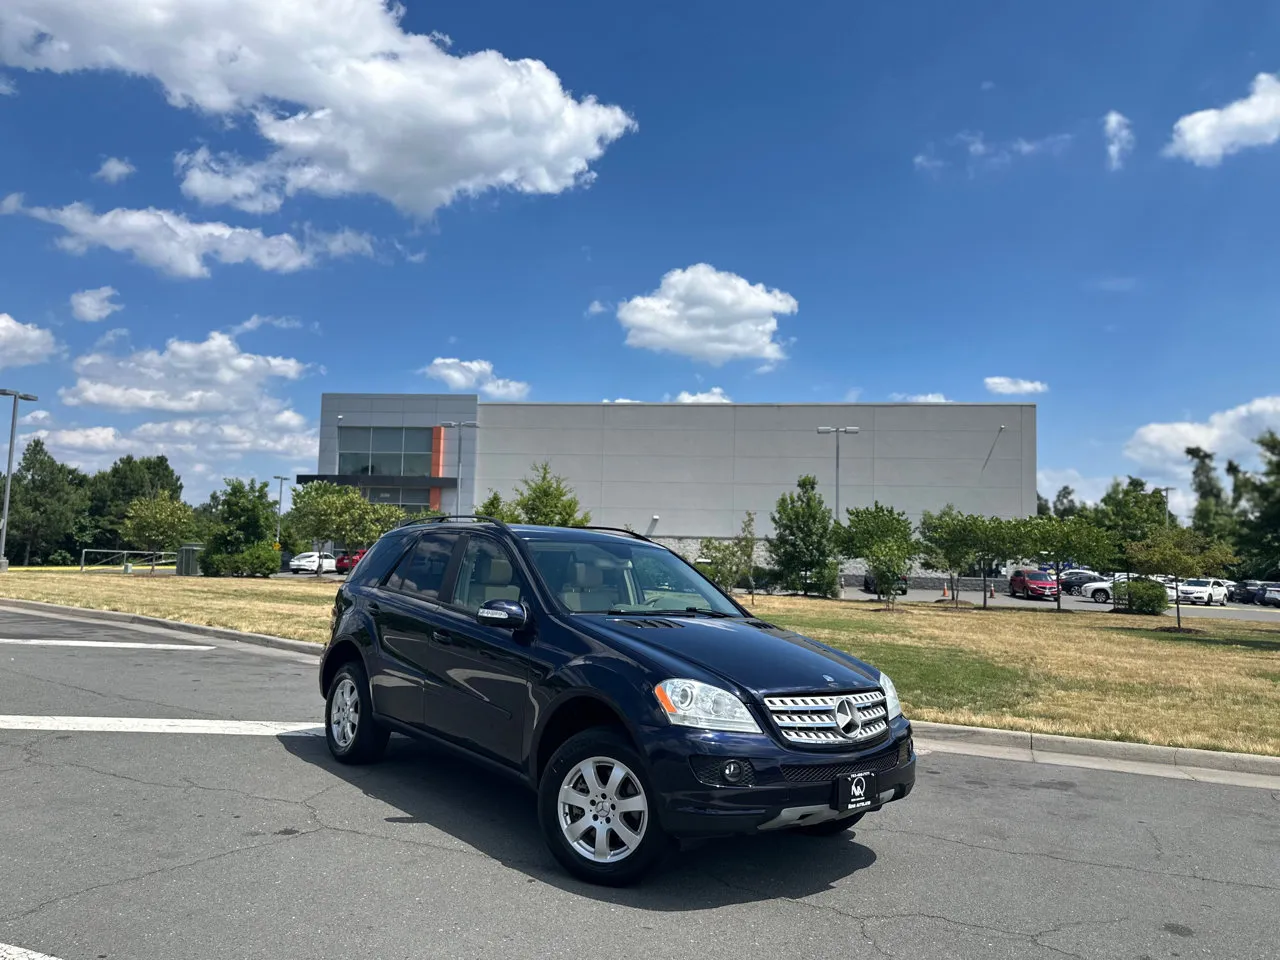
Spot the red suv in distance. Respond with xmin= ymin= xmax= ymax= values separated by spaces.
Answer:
xmin=335 ymin=549 xmax=367 ymax=575
xmin=1009 ymin=568 xmax=1060 ymax=600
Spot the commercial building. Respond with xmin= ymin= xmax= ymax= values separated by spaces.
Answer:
xmin=302 ymin=394 xmax=1036 ymax=545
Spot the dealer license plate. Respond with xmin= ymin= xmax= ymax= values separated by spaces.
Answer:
xmin=832 ymin=771 xmax=878 ymax=812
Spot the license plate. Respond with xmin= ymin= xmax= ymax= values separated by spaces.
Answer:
xmin=832 ymin=771 xmax=878 ymax=811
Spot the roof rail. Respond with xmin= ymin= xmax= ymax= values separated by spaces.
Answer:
xmin=397 ymin=514 xmax=512 ymax=532
xmin=577 ymin=525 xmax=656 ymax=543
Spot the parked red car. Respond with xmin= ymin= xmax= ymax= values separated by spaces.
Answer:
xmin=334 ymin=549 xmax=366 ymax=575
xmin=1008 ymin=568 xmax=1060 ymax=600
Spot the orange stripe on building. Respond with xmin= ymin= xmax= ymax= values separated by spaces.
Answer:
xmin=429 ymin=425 xmax=445 ymax=511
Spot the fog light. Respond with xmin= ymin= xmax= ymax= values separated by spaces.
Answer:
xmin=722 ymin=760 xmax=746 ymax=783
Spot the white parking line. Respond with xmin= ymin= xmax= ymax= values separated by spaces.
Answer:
xmin=0 ymin=716 xmax=323 ymax=736
xmin=1 ymin=942 xmax=66 ymax=960
xmin=0 ymin=638 xmax=215 ymax=651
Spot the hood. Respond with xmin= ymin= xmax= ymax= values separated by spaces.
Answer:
xmin=581 ymin=615 xmax=880 ymax=697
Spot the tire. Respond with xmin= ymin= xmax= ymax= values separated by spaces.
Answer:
xmin=325 ymin=660 xmax=389 ymax=765
xmin=1091 ymin=589 xmax=1110 ymax=603
xmin=795 ymin=811 xmax=865 ymax=837
xmin=538 ymin=727 xmax=671 ymax=886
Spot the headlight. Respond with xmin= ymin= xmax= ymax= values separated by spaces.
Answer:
xmin=654 ymin=679 xmax=762 ymax=734
xmin=880 ymin=671 xmax=903 ymax=720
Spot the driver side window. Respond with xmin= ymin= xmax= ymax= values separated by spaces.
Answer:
xmin=453 ymin=538 xmax=526 ymax=613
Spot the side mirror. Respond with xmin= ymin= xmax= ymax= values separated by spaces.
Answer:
xmin=477 ymin=598 xmax=528 ymax=631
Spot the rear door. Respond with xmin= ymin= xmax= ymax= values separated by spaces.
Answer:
xmin=367 ymin=531 xmax=463 ymax=726
xmin=420 ymin=534 xmax=534 ymax=765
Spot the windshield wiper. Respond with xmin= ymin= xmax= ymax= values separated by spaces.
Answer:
xmin=604 ymin=607 xmax=737 ymax=618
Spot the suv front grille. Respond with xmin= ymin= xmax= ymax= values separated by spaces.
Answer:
xmin=763 ymin=689 xmax=890 ymax=746
xmin=781 ymin=737 xmax=912 ymax=782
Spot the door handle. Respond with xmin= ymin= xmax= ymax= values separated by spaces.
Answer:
xmin=367 ymin=601 xmax=382 ymax=617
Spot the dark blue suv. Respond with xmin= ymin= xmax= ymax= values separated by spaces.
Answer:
xmin=320 ymin=517 xmax=915 ymax=885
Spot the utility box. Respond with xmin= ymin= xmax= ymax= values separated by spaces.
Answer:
xmin=176 ymin=543 xmax=204 ymax=577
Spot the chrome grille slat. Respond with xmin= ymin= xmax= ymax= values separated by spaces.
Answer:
xmin=763 ymin=690 xmax=888 ymax=746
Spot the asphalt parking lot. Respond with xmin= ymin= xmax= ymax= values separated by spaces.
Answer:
xmin=2 ymin=608 xmax=1278 ymax=960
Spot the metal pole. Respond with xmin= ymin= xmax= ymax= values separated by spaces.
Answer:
xmin=455 ymin=425 xmax=464 ymax=513
xmin=0 ymin=394 xmax=18 ymax=570
xmin=273 ymin=475 xmax=288 ymax=544
xmin=834 ymin=428 xmax=841 ymax=519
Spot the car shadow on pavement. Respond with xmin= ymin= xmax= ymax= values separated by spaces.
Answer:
xmin=281 ymin=734 xmax=878 ymax=908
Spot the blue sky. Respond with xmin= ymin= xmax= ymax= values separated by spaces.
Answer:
xmin=2 ymin=0 xmax=1280 ymax=510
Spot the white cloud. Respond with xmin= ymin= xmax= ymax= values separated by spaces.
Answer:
xmin=1124 ymin=396 xmax=1280 ymax=474
xmin=889 ymin=392 xmax=950 ymax=403
xmin=0 ymin=312 xmax=58 ymax=368
xmin=912 ymin=153 xmax=945 ymax=173
xmin=19 ymin=409 xmax=51 ymax=426
xmin=1103 ymin=111 xmax=1134 ymax=171
xmin=984 ymin=376 xmax=1049 ymax=395
xmin=1165 ymin=73 xmax=1280 ymax=166
xmin=616 ymin=264 xmax=797 ymax=365
xmin=2 ymin=194 xmax=371 ymax=278
xmin=421 ymin=357 xmax=529 ymax=400
xmin=70 ymin=285 xmax=123 ymax=322
xmin=602 ymin=398 xmax=640 ymax=403
xmin=675 ymin=387 xmax=731 ymax=403
xmin=934 ymin=130 xmax=1072 ymax=173
xmin=92 ymin=157 xmax=136 ymax=184
xmin=60 ymin=330 xmax=309 ymax=413
xmin=1036 ymin=468 xmax=1113 ymax=507
xmin=230 ymin=314 xmax=302 ymax=335
xmin=586 ymin=300 xmax=608 ymax=316
xmin=843 ymin=388 xmax=863 ymax=402
xmin=0 ymin=1 xmax=634 ymax=218
xmin=0 ymin=74 xmax=14 ymax=95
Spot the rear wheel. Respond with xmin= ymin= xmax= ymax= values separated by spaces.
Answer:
xmin=1092 ymin=589 xmax=1110 ymax=603
xmin=538 ymin=728 xmax=671 ymax=886
xmin=325 ymin=661 xmax=389 ymax=765
xmin=795 ymin=811 xmax=865 ymax=837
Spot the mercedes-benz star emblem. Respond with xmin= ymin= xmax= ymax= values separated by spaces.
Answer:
xmin=834 ymin=697 xmax=863 ymax=739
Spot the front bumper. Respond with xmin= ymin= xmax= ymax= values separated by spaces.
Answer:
xmin=640 ymin=715 xmax=916 ymax=838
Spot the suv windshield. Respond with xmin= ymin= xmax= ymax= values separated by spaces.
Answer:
xmin=522 ymin=537 xmax=740 ymax=616
xmin=1184 ymin=579 xmax=1210 ymax=587
xmin=1026 ymin=571 xmax=1052 ymax=582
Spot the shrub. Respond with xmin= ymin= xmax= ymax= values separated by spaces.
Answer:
xmin=1115 ymin=578 xmax=1168 ymax=615
xmin=198 ymin=550 xmax=230 ymax=577
xmin=47 ymin=549 xmax=75 ymax=567
xmin=231 ymin=541 xmax=281 ymax=578
xmin=735 ymin=565 xmax=781 ymax=593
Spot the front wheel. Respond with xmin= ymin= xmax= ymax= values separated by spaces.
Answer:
xmin=325 ymin=661 xmax=389 ymax=765
xmin=795 ymin=811 xmax=865 ymax=837
xmin=1092 ymin=589 xmax=1110 ymax=603
xmin=538 ymin=728 xmax=671 ymax=886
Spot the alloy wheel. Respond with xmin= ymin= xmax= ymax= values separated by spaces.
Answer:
xmin=557 ymin=756 xmax=648 ymax=863
xmin=330 ymin=677 xmax=359 ymax=749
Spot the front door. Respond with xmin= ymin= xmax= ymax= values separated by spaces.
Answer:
xmin=421 ymin=535 xmax=533 ymax=766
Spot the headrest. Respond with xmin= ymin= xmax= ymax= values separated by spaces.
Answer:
xmin=476 ymin=554 xmax=512 ymax=586
xmin=571 ymin=562 xmax=604 ymax=588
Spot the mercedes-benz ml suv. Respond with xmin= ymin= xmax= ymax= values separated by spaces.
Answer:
xmin=319 ymin=517 xmax=915 ymax=885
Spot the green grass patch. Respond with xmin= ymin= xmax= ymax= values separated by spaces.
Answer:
xmin=822 ymin=638 xmax=1040 ymax=714
xmin=1110 ymin=627 xmax=1280 ymax=654
xmin=766 ymin=611 xmax=919 ymax=639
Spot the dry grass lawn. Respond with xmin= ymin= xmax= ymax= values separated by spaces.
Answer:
xmin=2 ymin=572 xmax=1277 ymax=755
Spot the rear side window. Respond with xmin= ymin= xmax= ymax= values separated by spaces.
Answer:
xmin=386 ymin=532 xmax=460 ymax=600
xmin=347 ymin=535 xmax=411 ymax=586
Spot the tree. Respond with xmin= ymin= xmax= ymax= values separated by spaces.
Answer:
xmin=1025 ymin=515 xmax=1116 ymax=611
xmin=918 ymin=505 xmax=979 ymax=608
xmin=970 ymin=515 xmax=1026 ymax=609
xmin=839 ymin=503 xmax=917 ymax=607
xmin=290 ymin=482 xmax=357 ymax=574
xmin=1185 ymin=447 xmax=1238 ymax=544
xmin=1052 ymin=486 xmax=1081 ymax=519
xmin=199 ymin=478 xmax=279 ymax=576
xmin=767 ymin=475 xmax=838 ymax=596
xmin=865 ymin=538 xmax=914 ymax=610
xmin=338 ymin=499 xmax=408 ymax=549
xmin=1036 ymin=492 xmax=1051 ymax=516
xmin=85 ymin=455 xmax=183 ymax=550
xmin=7 ymin=439 xmax=87 ymax=566
xmin=1092 ymin=477 xmax=1170 ymax=569
xmin=699 ymin=512 xmax=756 ymax=598
xmin=510 ymin=462 xmax=591 ymax=526
xmin=477 ymin=489 xmax=522 ymax=524
xmin=121 ymin=491 xmax=193 ymax=574
xmin=1128 ymin=527 xmax=1237 ymax=629
xmin=1224 ymin=431 xmax=1280 ymax=578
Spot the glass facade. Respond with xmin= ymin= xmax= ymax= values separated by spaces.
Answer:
xmin=337 ymin=426 xmax=433 ymax=477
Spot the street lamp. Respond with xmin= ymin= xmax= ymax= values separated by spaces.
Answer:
xmin=273 ymin=475 xmax=289 ymax=546
xmin=1155 ymin=486 xmax=1174 ymax=527
xmin=816 ymin=426 xmax=859 ymax=519
xmin=0 ymin=389 xmax=39 ymax=573
xmin=439 ymin=420 xmax=479 ymax=515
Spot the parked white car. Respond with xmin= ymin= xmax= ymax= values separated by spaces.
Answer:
xmin=289 ymin=551 xmax=337 ymax=574
xmin=1076 ymin=573 xmax=1173 ymax=603
xmin=1178 ymin=578 xmax=1228 ymax=606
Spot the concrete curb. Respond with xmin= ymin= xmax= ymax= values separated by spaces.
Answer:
xmin=912 ymin=721 xmax=1280 ymax=778
xmin=0 ymin=598 xmax=323 ymax=658
xmin=4 ymin=598 xmax=1279 ymax=776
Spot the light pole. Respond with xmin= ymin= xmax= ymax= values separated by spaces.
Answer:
xmin=816 ymin=426 xmax=859 ymax=519
xmin=1155 ymin=486 xmax=1174 ymax=527
xmin=273 ymin=475 xmax=288 ymax=546
xmin=439 ymin=421 xmax=479 ymax=515
xmin=1 ymin=389 xmax=39 ymax=573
